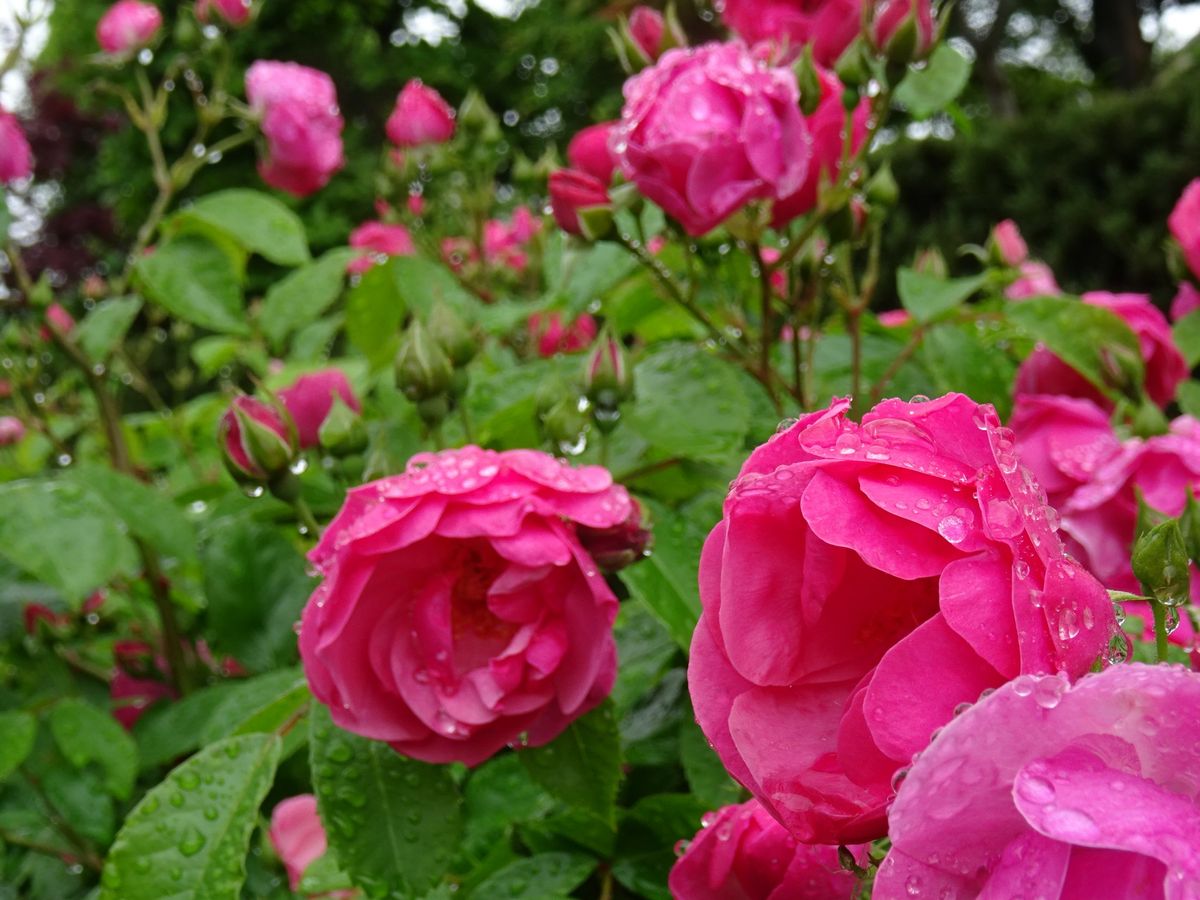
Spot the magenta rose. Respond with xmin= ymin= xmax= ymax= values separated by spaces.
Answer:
xmin=1015 ymin=291 xmax=1187 ymax=409
xmin=0 ymin=416 xmax=25 ymax=446
xmin=96 ymin=0 xmax=162 ymax=54
xmin=246 ymin=61 xmax=345 ymax=197
xmin=1170 ymin=178 xmax=1200 ymax=281
xmin=39 ymin=303 xmax=76 ymax=342
xmin=990 ymin=218 xmax=1028 ymax=267
xmin=717 ymin=0 xmax=862 ymax=66
xmin=196 ymin=0 xmax=252 ymax=26
xmin=347 ymin=221 xmax=416 ymax=274
xmin=1173 ymin=282 xmax=1200 ymax=322
xmin=871 ymin=0 xmax=936 ymax=60
xmin=1005 ymin=260 xmax=1061 ymax=300
xmin=629 ymin=6 xmax=666 ymax=60
xmin=529 ymin=311 xmax=598 ymax=357
xmin=278 ymin=370 xmax=361 ymax=449
xmin=481 ymin=207 xmax=541 ymax=273
xmin=690 ymin=394 xmax=1116 ymax=845
xmin=567 ymin=122 xmax=618 ymax=184
xmin=771 ymin=68 xmax=868 ymax=226
xmin=0 ymin=110 xmax=32 ymax=184
xmin=876 ymin=665 xmax=1200 ymax=898
xmin=386 ymin=80 xmax=456 ymax=148
xmin=612 ymin=42 xmax=810 ymax=236
xmin=549 ymin=169 xmax=610 ymax=237
xmin=669 ymin=800 xmax=866 ymax=899
xmin=299 ymin=447 xmax=632 ymax=766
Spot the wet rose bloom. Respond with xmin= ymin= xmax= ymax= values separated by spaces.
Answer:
xmin=347 ymin=221 xmax=416 ymax=274
xmin=278 ymin=369 xmax=361 ymax=449
xmin=567 ymin=122 xmax=618 ymax=184
xmin=690 ymin=394 xmax=1116 ymax=844
xmin=716 ymin=0 xmax=862 ymax=66
xmin=875 ymin=664 xmax=1200 ymax=898
xmin=1172 ymin=282 xmax=1200 ymax=322
xmin=0 ymin=110 xmax=32 ymax=184
xmin=1005 ymin=260 xmax=1061 ymax=300
xmin=245 ymin=61 xmax=345 ymax=197
xmin=1169 ymin=178 xmax=1200 ymax=281
xmin=196 ymin=0 xmax=252 ymax=26
xmin=386 ymin=80 xmax=456 ymax=148
xmin=549 ymin=169 xmax=610 ymax=236
xmin=670 ymin=799 xmax=866 ymax=899
xmin=299 ymin=447 xmax=635 ymax=766
xmin=612 ymin=42 xmax=810 ymax=236
xmin=96 ymin=0 xmax=162 ymax=54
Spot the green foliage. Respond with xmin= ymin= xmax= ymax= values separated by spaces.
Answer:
xmin=134 ymin=235 xmax=248 ymax=335
xmin=174 ymin=190 xmax=310 ymax=267
xmin=0 ymin=711 xmax=36 ymax=780
xmin=894 ymin=45 xmax=973 ymax=119
xmin=519 ymin=701 xmax=622 ymax=827
xmin=897 ymin=269 xmax=987 ymax=323
xmin=259 ymin=248 xmax=358 ymax=349
xmin=48 ymin=699 xmax=138 ymax=800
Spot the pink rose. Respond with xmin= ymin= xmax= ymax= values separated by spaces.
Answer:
xmin=612 ymin=42 xmax=811 ymax=236
xmin=1015 ymin=291 xmax=1186 ymax=409
xmin=269 ymin=795 xmax=339 ymax=893
xmin=96 ymin=0 xmax=162 ymax=54
xmin=278 ymin=369 xmax=361 ymax=449
xmin=347 ymin=221 xmax=416 ymax=274
xmin=217 ymin=395 xmax=296 ymax=481
xmin=484 ymin=207 xmax=541 ymax=272
xmin=407 ymin=194 xmax=425 ymax=217
xmin=567 ymin=122 xmax=618 ymax=184
xmin=878 ymin=309 xmax=912 ymax=327
xmin=1004 ymin=260 xmax=1061 ymax=300
xmin=299 ymin=447 xmax=632 ymax=766
xmin=629 ymin=6 xmax=666 ymax=61
xmin=529 ymin=311 xmax=598 ymax=357
xmin=0 ymin=415 xmax=25 ymax=446
xmin=0 ymin=110 xmax=32 ymax=184
xmin=1174 ymin=281 xmax=1200 ymax=322
xmin=1009 ymin=394 xmax=1121 ymax=511
xmin=990 ymin=218 xmax=1028 ymax=267
xmin=669 ymin=800 xmax=866 ymax=899
xmin=246 ymin=61 xmax=345 ymax=197
xmin=690 ymin=394 xmax=1116 ymax=844
xmin=1169 ymin=178 xmax=1200 ymax=281
xmin=549 ymin=169 xmax=610 ymax=237
xmin=40 ymin=303 xmax=76 ymax=341
xmin=771 ymin=68 xmax=868 ymax=226
xmin=196 ymin=0 xmax=252 ymax=26
xmin=875 ymin=665 xmax=1200 ymax=898
xmin=871 ymin=0 xmax=936 ymax=60
xmin=386 ymin=80 xmax=456 ymax=148
xmin=110 ymin=640 xmax=175 ymax=730
xmin=717 ymin=0 xmax=863 ymax=66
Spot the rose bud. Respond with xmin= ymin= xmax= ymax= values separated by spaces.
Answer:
xmin=96 ymin=0 xmax=162 ymax=55
xmin=299 ymin=447 xmax=633 ymax=765
xmin=871 ymin=0 xmax=937 ymax=63
xmin=583 ymin=326 xmax=633 ymax=413
xmin=218 ymin=395 xmax=298 ymax=483
xmin=316 ymin=394 xmax=367 ymax=456
xmin=1172 ymin=282 xmax=1200 ymax=322
xmin=577 ymin=497 xmax=652 ymax=573
xmin=549 ymin=169 xmax=612 ymax=240
xmin=718 ymin=0 xmax=862 ymax=67
xmin=267 ymin=796 xmax=347 ymax=895
xmin=627 ymin=6 xmax=666 ymax=62
xmin=395 ymin=319 xmax=454 ymax=404
xmin=278 ymin=369 xmax=361 ymax=449
xmin=426 ymin=301 xmax=479 ymax=370
xmin=42 ymin=303 xmax=76 ymax=339
xmin=347 ymin=221 xmax=416 ymax=275
xmin=23 ymin=603 xmax=70 ymax=636
xmin=529 ymin=311 xmax=598 ymax=358
xmin=566 ymin=122 xmax=618 ymax=184
xmin=386 ymin=80 xmax=456 ymax=148
xmin=196 ymin=0 xmax=253 ymax=27
xmin=989 ymin=218 xmax=1029 ymax=267
xmin=0 ymin=109 xmax=32 ymax=184
xmin=0 ymin=416 xmax=25 ymax=446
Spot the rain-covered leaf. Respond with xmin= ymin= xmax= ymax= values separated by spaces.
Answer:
xmin=176 ymin=189 xmax=309 ymax=266
xmin=897 ymin=269 xmax=986 ymax=323
xmin=519 ymin=700 xmax=621 ymax=826
xmin=259 ymin=247 xmax=357 ymax=348
xmin=75 ymin=297 xmax=142 ymax=361
xmin=135 ymin=235 xmax=248 ymax=335
xmin=471 ymin=852 xmax=595 ymax=900
xmin=49 ymin=699 xmax=138 ymax=800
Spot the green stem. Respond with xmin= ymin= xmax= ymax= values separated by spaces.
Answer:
xmin=1152 ymin=601 xmax=1170 ymax=663
xmin=291 ymin=496 xmax=323 ymax=540
xmin=458 ymin=403 xmax=475 ymax=444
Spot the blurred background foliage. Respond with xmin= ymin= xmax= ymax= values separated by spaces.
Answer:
xmin=15 ymin=0 xmax=1200 ymax=302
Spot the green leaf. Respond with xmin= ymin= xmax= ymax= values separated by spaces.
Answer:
xmin=897 ymin=268 xmax=986 ymax=323
xmin=176 ymin=189 xmax=309 ymax=266
xmin=519 ymin=700 xmax=621 ymax=826
xmin=679 ymin=720 xmax=742 ymax=810
xmin=100 ymin=734 xmax=282 ymax=900
xmin=45 ymin=766 xmax=115 ymax=845
xmin=1178 ymin=381 xmax=1200 ymax=418
xmin=309 ymin=704 xmax=463 ymax=897
xmin=345 ymin=259 xmax=407 ymax=368
xmin=1174 ymin=309 xmax=1200 ymax=369
xmin=296 ymin=851 xmax=355 ymax=896
xmin=463 ymin=755 xmax=554 ymax=861
xmin=259 ymin=247 xmax=357 ymax=348
xmin=0 ymin=711 xmax=35 ymax=780
xmin=134 ymin=235 xmax=248 ymax=335
xmin=1007 ymin=296 xmax=1145 ymax=400
xmin=66 ymin=465 xmax=196 ymax=565
xmin=48 ymin=699 xmax=138 ymax=800
xmin=894 ymin=44 xmax=972 ymax=119
xmin=611 ymin=603 xmax=677 ymax=713
xmin=625 ymin=344 xmax=750 ymax=464
xmin=471 ymin=852 xmax=595 ymax=900
xmin=0 ymin=479 xmax=139 ymax=602
xmin=620 ymin=499 xmax=706 ymax=650
xmin=390 ymin=255 xmax=476 ymax=319
xmin=74 ymin=297 xmax=142 ymax=362
xmin=919 ymin=321 xmax=1018 ymax=418
xmin=228 ymin=679 xmax=310 ymax=761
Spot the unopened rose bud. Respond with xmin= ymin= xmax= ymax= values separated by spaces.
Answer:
xmin=871 ymin=0 xmax=937 ymax=64
xmin=387 ymin=80 xmax=456 ymax=148
xmin=988 ymin=219 xmax=1028 ymax=268
xmin=458 ymin=90 xmax=501 ymax=141
xmin=96 ymin=0 xmax=162 ymax=56
xmin=550 ymin=169 xmax=613 ymax=240
xmin=913 ymin=247 xmax=948 ymax=278
xmin=577 ymin=498 xmax=653 ymax=573
xmin=865 ymin=163 xmax=899 ymax=208
xmin=428 ymin=301 xmax=478 ymax=368
xmin=540 ymin=395 xmax=589 ymax=452
xmin=395 ymin=319 xmax=454 ymax=403
xmin=583 ymin=327 xmax=634 ymax=415
xmin=626 ymin=6 xmax=665 ymax=62
xmin=1132 ymin=519 xmax=1190 ymax=607
xmin=218 ymin=396 xmax=297 ymax=483
xmin=82 ymin=274 xmax=108 ymax=300
xmin=0 ymin=415 xmax=25 ymax=446
xmin=793 ymin=47 xmax=823 ymax=116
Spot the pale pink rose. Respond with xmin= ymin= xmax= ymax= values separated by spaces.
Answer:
xmin=878 ymin=309 xmax=912 ymax=327
xmin=629 ymin=6 xmax=666 ymax=60
xmin=1173 ymin=281 xmax=1200 ymax=322
xmin=0 ymin=110 xmax=32 ymax=184
xmin=1004 ymin=260 xmax=1060 ymax=300
xmin=716 ymin=0 xmax=863 ymax=66
xmin=529 ymin=311 xmax=598 ymax=357
xmin=347 ymin=221 xmax=416 ymax=274
xmin=0 ymin=416 xmax=25 ymax=446
xmin=196 ymin=0 xmax=252 ymax=26
xmin=876 ymin=664 xmax=1200 ymax=899
xmin=670 ymin=800 xmax=866 ymax=898
xmin=771 ymin=68 xmax=868 ymax=227
xmin=96 ymin=0 xmax=162 ymax=54
xmin=246 ymin=61 xmax=345 ymax=197
xmin=549 ymin=169 xmax=610 ymax=237
xmin=278 ymin=370 xmax=361 ymax=449
xmin=386 ymin=80 xmax=455 ymax=148
xmin=612 ymin=42 xmax=811 ymax=236
xmin=990 ymin=218 xmax=1028 ymax=267
xmin=299 ymin=447 xmax=632 ymax=766
xmin=871 ymin=0 xmax=936 ymax=59
xmin=567 ymin=122 xmax=618 ymax=184
xmin=1169 ymin=178 xmax=1200 ymax=281
xmin=690 ymin=394 xmax=1116 ymax=844
xmin=269 ymin=796 xmax=334 ymax=892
